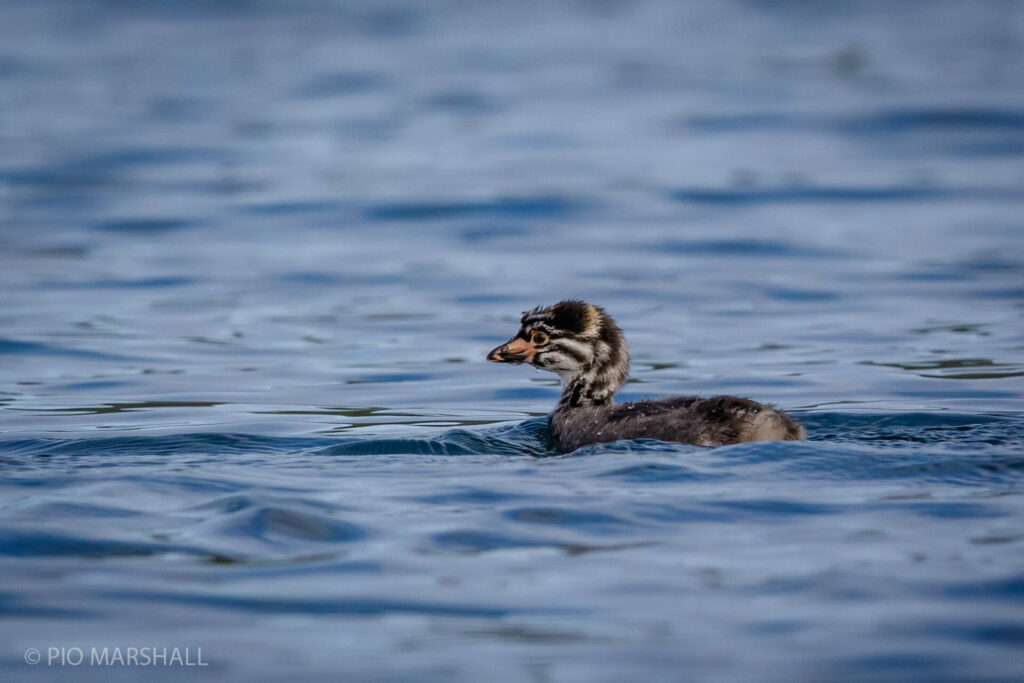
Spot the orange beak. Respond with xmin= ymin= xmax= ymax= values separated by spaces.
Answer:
xmin=487 ymin=337 xmax=536 ymax=364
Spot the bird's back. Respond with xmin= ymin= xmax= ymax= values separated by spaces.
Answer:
xmin=551 ymin=395 xmax=805 ymax=452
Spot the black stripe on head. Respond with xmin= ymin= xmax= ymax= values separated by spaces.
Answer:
xmin=548 ymin=300 xmax=591 ymax=335
xmin=550 ymin=341 xmax=588 ymax=364
xmin=521 ymin=306 xmax=551 ymax=325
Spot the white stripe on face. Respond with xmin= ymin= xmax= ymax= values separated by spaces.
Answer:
xmin=554 ymin=337 xmax=593 ymax=363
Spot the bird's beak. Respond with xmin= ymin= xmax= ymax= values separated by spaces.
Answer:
xmin=487 ymin=337 xmax=536 ymax=364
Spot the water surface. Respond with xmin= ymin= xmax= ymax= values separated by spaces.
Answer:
xmin=1 ymin=1 xmax=1023 ymax=681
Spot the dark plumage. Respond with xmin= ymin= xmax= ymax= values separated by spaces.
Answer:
xmin=487 ymin=300 xmax=806 ymax=452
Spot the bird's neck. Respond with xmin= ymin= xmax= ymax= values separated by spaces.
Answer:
xmin=557 ymin=369 xmax=619 ymax=409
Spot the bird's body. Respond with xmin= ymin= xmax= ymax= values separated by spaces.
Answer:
xmin=551 ymin=394 xmax=804 ymax=452
xmin=487 ymin=300 xmax=805 ymax=452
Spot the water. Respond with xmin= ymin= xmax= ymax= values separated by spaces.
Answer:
xmin=2 ymin=0 xmax=1023 ymax=680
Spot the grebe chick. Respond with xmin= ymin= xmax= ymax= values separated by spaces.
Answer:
xmin=487 ymin=300 xmax=806 ymax=452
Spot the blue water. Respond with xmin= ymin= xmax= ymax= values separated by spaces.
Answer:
xmin=2 ymin=0 xmax=1024 ymax=680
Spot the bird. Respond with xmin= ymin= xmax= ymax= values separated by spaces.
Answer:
xmin=487 ymin=300 xmax=806 ymax=452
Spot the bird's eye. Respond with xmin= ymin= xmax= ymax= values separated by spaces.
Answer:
xmin=530 ymin=330 xmax=549 ymax=346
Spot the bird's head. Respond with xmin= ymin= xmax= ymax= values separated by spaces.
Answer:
xmin=487 ymin=300 xmax=629 ymax=402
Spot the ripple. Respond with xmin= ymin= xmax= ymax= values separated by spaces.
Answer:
xmin=702 ymin=499 xmax=844 ymax=516
xmin=686 ymin=108 xmax=1024 ymax=134
xmin=569 ymin=438 xmax=704 ymax=456
xmin=431 ymin=529 xmax=646 ymax=556
xmin=293 ymin=71 xmax=389 ymax=98
xmin=945 ymin=575 xmax=1024 ymax=602
xmin=459 ymin=225 xmax=530 ymax=244
xmin=801 ymin=412 xmax=1024 ymax=448
xmin=3 ymin=433 xmax=327 ymax=458
xmin=861 ymin=358 xmax=1024 ymax=380
xmin=432 ymin=530 xmax=556 ymax=554
xmin=346 ymin=373 xmax=434 ymax=384
xmin=318 ymin=420 xmax=553 ymax=457
xmin=873 ymin=501 xmax=1007 ymax=520
xmin=671 ymin=185 xmax=987 ymax=206
xmin=655 ymin=238 xmax=835 ymax=258
xmin=765 ymin=287 xmax=840 ymax=302
xmin=503 ymin=507 xmax=635 ymax=534
xmin=238 ymin=200 xmax=348 ymax=216
xmin=277 ymin=271 xmax=343 ymax=285
xmin=50 ymin=276 xmax=196 ymax=289
xmin=0 ymin=530 xmax=180 ymax=559
xmin=415 ymin=488 xmax=529 ymax=505
xmin=96 ymin=591 xmax=529 ymax=619
xmin=365 ymin=196 xmax=580 ymax=221
xmin=597 ymin=461 xmax=721 ymax=482
xmin=95 ymin=218 xmax=197 ymax=233
xmin=918 ymin=621 xmax=1024 ymax=646
xmin=208 ymin=506 xmax=367 ymax=544
xmin=852 ymin=108 xmax=1024 ymax=133
xmin=425 ymin=89 xmax=497 ymax=114
xmin=71 ymin=146 xmax=224 ymax=171
xmin=14 ymin=501 xmax=145 ymax=520
xmin=0 ymin=339 xmax=133 ymax=361
xmin=831 ymin=651 xmax=965 ymax=678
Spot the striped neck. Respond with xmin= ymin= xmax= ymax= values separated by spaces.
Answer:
xmin=557 ymin=372 xmax=618 ymax=409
